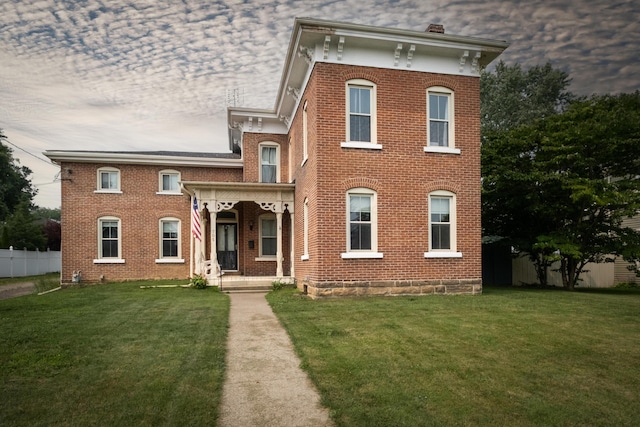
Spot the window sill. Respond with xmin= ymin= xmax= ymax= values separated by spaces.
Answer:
xmin=341 ymin=252 xmax=384 ymax=259
xmin=155 ymin=192 xmax=182 ymax=196
xmin=255 ymin=256 xmax=277 ymax=262
xmin=155 ymin=259 xmax=185 ymax=264
xmin=341 ymin=142 xmax=383 ymax=150
xmin=93 ymin=258 xmax=125 ymax=264
xmin=424 ymin=252 xmax=462 ymax=258
xmin=424 ymin=146 xmax=461 ymax=155
xmin=301 ymin=254 xmax=309 ymax=261
xmin=94 ymin=190 xmax=123 ymax=194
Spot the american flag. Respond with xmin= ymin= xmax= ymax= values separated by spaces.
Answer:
xmin=192 ymin=196 xmax=202 ymax=241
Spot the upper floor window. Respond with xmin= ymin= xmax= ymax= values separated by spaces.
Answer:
xmin=341 ymin=188 xmax=383 ymax=259
xmin=94 ymin=216 xmax=124 ymax=263
xmin=156 ymin=218 xmax=184 ymax=263
xmin=259 ymin=143 xmax=279 ymax=183
xmin=158 ymin=170 xmax=180 ymax=194
xmin=302 ymin=101 xmax=309 ymax=164
xmin=96 ymin=167 xmax=121 ymax=193
xmin=342 ymin=79 xmax=381 ymax=150
xmin=425 ymin=87 xmax=459 ymax=154
xmin=424 ymin=190 xmax=462 ymax=258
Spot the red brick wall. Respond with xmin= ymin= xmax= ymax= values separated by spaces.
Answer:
xmin=59 ymin=162 xmax=242 ymax=283
xmin=289 ymin=63 xmax=482 ymax=290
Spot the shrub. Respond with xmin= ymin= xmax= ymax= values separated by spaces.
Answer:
xmin=190 ymin=274 xmax=208 ymax=289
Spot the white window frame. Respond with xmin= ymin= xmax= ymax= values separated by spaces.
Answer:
xmin=301 ymin=197 xmax=309 ymax=261
xmin=157 ymin=169 xmax=181 ymax=195
xmin=341 ymin=188 xmax=383 ymax=259
xmin=257 ymin=213 xmax=277 ymax=260
xmin=156 ymin=218 xmax=184 ymax=263
xmin=342 ymin=79 xmax=381 ymax=150
xmin=424 ymin=190 xmax=462 ymax=258
xmin=95 ymin=167 xmax=122 ymax=193
xmin=94 ymin=216 xmax=125 ymax=263
xmin=302 ymin=100 xmax=309 ymax=165
xmin=259 ymin=142 xmax=280 ymax=183
xmin=425 ymin=86 xmax=459 ymax=154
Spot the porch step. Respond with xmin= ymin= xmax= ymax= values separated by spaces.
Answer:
xmin=217 ymin=279 xmax=274 ymax=292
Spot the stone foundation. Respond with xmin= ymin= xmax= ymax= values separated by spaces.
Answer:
xmin=300 ymin=278 xmax=482 ymax=298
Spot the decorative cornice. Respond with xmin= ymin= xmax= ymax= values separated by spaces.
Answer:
xmin=279 ymin=115 xmax=291 ymax=127
xmin=394 ymin=43 xmax=402 ymax=66
xmin=406 ymin=44 xmax=415 ymax=67
xmin=459 ymin=50 xmax=469 ymax=73
xmin=337 ymin=36 xmax=345 ymax=61
xmin=287 ymin=86 xmax=300 ymax=101
xmin=298 ymin=45 xmax=313 ymax=64
xmin=471 ymin=51 xmax=481 ymax=73
xmin=323 ymin=35 xmax=331 ymax=60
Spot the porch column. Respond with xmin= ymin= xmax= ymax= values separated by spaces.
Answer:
xmin=276 ymin=211 xmax=283 ymax=277
xmin=289 ymin=212 xmax=295 ymax=278
xmin=210 ymin=209 xmax=217 ymax=276
xmin=193 ymin=196 xmax=204 ymax=276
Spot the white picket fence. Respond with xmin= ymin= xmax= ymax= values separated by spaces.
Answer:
xmin=512 ymin=255 xmax=614 ymax=288
xmin=0 ymin=247 xmax=61 ymax=278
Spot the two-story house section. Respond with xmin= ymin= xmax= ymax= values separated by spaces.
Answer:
xmin=45 ymin=18 xmax=508 ymax=297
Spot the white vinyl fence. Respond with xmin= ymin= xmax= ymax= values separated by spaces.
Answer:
xmin=512 ymin=255 xmax=614 ymax=288
xmin=0 ymin=247 xmax=61 ymax=278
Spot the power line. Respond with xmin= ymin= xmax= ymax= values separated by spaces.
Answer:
xmin=1 ymin=136 xmax=56 ymax=167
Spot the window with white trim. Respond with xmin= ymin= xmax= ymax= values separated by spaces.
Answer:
xmin=425 ymin=87 xmax=459 ymax=154
xmin=259 ymin=143 xmax=279 ymax=183
xmin=94 ymin=216 xmax=124 ymax=263
xmin=259 ymin=214 xmax=277 ymax=258
xmin=158 ymin=170 xmax=180 ymax=194
xmin=156 ymin=218 xmax=184 ymax=263
xmin=96 ymin=167 xmax=121 ymax=192
xmin=302 ymin=198 xmax=309 ymax=260
xmin=342 ymin=79 xmax=380 ymax=150
xmin=425 ymin=191 xmax=461 ymax=258
xmin=302 ymin=101 xmax=308 ymax=164
xmin=342 ymin=188 xmax=383 ymax=259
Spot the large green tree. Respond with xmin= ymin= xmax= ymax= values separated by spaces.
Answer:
xmin=0 ymin=129 xmax=37 ymax=221
xmin=483 ymin=92 xmax=640 ymax=289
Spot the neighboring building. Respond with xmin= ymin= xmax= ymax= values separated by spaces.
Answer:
xmin=45 ymin=18 xmax=508 ymax=297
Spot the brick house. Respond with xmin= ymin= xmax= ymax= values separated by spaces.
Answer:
xmin=45 ymin=18 xmax=508 ymax=297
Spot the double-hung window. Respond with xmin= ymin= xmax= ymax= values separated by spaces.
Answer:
xmin=342 ymin=79 xmax=380 ymax=149
xmin=425 ymin=191 xmax=461 ymax=258
xmin=302 ymin=101 xmax=309 ymax=164
xmin=259 ymin=215 xmax=277 ymax=258
xmin=259 ymin=143 xmax=279 ymax=183
xmin=156 ymin=218 xmax=183 ymax=263
xmin=425 ymin=87 xmax=459 ymax=154
xmin=301 ymin=197 xmax=309 ymax=260
xmin=342 ymin=188 xmax=383 ymax=259
xmin=158 ymin=170 xmax=180 ymax=194
xmin=96 ymin=167 xmax=121 ymax=193
xmin=94 ymin=217 xmax=124 ymax=263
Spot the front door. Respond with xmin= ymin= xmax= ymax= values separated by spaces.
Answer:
xmin=217 ymin=223 xmax=237 ymax=271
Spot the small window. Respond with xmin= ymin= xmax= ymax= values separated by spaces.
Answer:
xmin=259 ymin=143 xmax=279 ymax=183
xmin=158 ymin=170 xmax=180 ymax=194
xmin=425 ymin=191 xmax=461 ymax=258
xmin=94 ymin=217 xmax=124 ymax=263
xmin=341 ymin=188 xmax=383 ymax=259
xmin=96 ymin=167 xmax=121 ymax=192
xmin=425 ymin=87 xmax=459 ymax=154
xmin=342 ymin=79 xmax=380 ymax=150
xmin=259 ymin=214 xmax=277 ymax=257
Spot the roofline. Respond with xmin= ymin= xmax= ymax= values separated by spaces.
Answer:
xmin=43 ymin=151 xmax=243 ymax=168
xmin=181 ymin=181 xmax=296 ymax=192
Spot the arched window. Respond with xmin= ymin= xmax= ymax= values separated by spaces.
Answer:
xmin=259 ymin=142 xmax=280 ymax=183
xmin=341 ymin=188 xmax=383 ymax=259
xmin=94 ymin=216 xmax=124 ymax=263
xmin=341 ymin=79 xmax=381 ymax=150
xmin=156 ymin=217 xmax=184 ymax=263
xmin=425 ymin=86 xmax=459 ymax=154
xmin=425 ymin=190 xmax=462 ymax=258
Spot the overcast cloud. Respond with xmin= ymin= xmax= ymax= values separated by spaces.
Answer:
xmin=1 ymin=0 xmax=638 ymax=208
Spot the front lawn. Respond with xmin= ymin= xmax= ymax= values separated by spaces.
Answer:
xmin=0 ymin=281 xmax=229 ymax=426
xmin=267 ymin=287 xmax=640 ymax=426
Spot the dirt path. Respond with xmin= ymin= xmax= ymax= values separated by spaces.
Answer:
xmin=0 ymin=282 xmax=36 ymax=300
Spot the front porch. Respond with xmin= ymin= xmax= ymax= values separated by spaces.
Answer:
xmin=182 ymin=181 xmax=296 ymax=287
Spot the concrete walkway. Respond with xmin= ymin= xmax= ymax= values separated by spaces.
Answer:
xmin=218 ymin=292 xmax=333 ymax=427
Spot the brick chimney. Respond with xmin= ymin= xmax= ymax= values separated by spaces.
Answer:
xmin=426 ymin=24 xmax=444 ymax=34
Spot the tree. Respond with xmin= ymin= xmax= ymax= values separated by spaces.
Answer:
xmin=2 ymin=200 xmax=46 ymax=251
xmin=33 ymin=207 xmax=61 ymax=222
xmin=481 ymin=61 xmax=575 ymax=137
xmin=483 ymin=92 xmax=640 ymax=289
xmin=0 ymin=129 xmax=38 ymax=221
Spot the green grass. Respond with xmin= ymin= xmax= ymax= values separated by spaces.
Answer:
xmin=0 ymin=280 xmax=229 ymax=426
xmin=267 ymin=287 xmax=640 ymax=426
xmin=0 ymin=272 xmax=59 ymax=287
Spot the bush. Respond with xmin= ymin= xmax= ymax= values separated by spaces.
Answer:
xmin=615 ymin=282 xmax=639 ymax=289
xmin=190 ymin=274 xmax=208 ymax=289
xmin=272 ymin=280 xmax=293 ymax=291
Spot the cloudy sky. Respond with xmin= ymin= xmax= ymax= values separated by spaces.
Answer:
xmin=1 ymin=0 xmax=638 ymax=208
